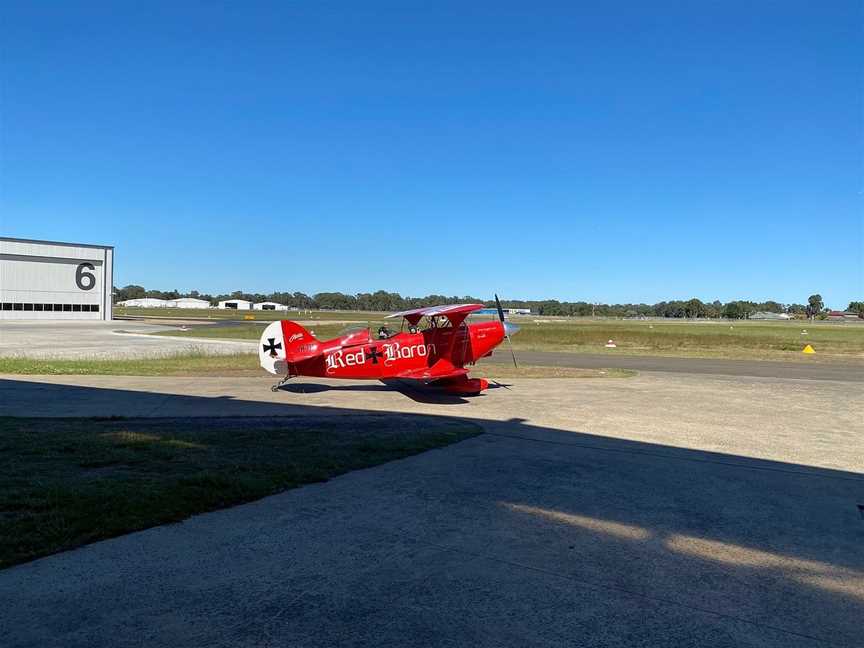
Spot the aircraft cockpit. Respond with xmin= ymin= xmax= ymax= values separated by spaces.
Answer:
xmin=398 ymin=315 xmax=459 ymax=335
xmin=376 ymin=325 xmax=397 ymax=340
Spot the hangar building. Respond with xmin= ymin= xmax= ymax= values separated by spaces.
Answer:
xmin=172 ymin=297 xmax=211 ymax=309
xmin=118 ymin=297 xmax=212 ymax=309
xmin=218 ymin=299 xmax=252 ymax=310
xmin=0 ymin=237 xmax=114 ymax=320
xmin=254 ymin=301 xmax=288 ymax=311
xmin=118 ymin=298 xmax=170 ymax=308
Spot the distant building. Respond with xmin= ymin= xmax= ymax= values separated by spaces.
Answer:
xmin=218 ymin=299 xmax=252 ymax=310
xmin=827 ymin=310 xmax=861 ymax=321
xmin=254 ymin=301 xmax=288 ymax=311
xmin=118 ymin=297 xmax=171 ymax=308
xmin=118 ymin=297 xmax=210 ymax=309
xmin=476 ymin=307 xmax=531 ymax=317
xmin=169 ymin=297 xmax=211 ymax=309
xmin=750 ymin=311 xmax=792 ymax=320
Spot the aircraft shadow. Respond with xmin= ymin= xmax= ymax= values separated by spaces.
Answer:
xmin=278 ymin=378 xmax=477 ymax=405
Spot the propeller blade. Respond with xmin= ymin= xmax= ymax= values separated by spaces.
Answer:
xmin=494 ymin=293 xmax=505 ymax=323
xmin=506 ymin=333 xmax=518 ymax=367
xmin=495 ymin=294 xmax=518 ymax=367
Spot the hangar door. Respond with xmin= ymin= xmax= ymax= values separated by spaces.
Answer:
xmin=0 ymin=239 xmax=113 ymax=320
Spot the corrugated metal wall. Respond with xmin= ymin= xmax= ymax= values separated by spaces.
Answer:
xmin=0 ymin=238 xmax=113 ymax=320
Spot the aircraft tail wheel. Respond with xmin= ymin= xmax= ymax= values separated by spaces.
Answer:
xmin=271 ymin=374 xmax=293 ymax=392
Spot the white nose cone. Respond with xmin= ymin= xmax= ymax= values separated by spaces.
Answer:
xmin=503 ymin=321 xmax=520 ymax=336
xmin=259 ymin=321 xmax=287 ymax=375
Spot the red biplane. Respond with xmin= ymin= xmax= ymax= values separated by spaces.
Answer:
xmin=259 ymin=296 xmax=519 ymax=395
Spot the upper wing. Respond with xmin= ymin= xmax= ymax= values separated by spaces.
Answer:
xmin=386 ymin=303 xmax=485 ymax=325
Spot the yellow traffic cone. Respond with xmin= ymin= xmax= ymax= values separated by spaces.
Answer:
xmin=802 ymin=344 xmax=815 ymax=354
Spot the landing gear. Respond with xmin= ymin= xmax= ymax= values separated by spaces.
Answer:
xmin=271 ymin=374 xmax=294 ymax=392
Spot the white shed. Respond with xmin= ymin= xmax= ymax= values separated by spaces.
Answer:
xmin=119 ymin=298 xmax=170 ymax=308
xmin=170 ymin=297 xmax=211 ymax=309
xmin=218 ymin=299 xmax=252 ymax=310
xmin=253 ymin=301 xmax=288 ymax=311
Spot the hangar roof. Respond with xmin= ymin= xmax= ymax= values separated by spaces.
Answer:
xmin=0 ymin=236 xmax=113 ymax=250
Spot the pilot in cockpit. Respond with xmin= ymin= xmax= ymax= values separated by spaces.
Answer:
xmin=377 ymin=326 xmax=393 ymax=339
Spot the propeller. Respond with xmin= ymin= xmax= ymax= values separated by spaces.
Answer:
xmin=494 ymin=294 xmax=520 ymax=367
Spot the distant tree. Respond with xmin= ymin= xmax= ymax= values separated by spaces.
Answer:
xmin=114 ymin=284 xmax=145 ymax=302
xmin=847 ymin=301 xmax=864 ymax=315
xmin=109 ymin=284 xmax=810 ymax=318
xmin=760 ymin=301 xmax=784 ymax=313
xmin=806 ymin=294 xmax=824 ymax=319
xmin=290 ymin=292 xmax=316 ymax=309
xmin=786 ymin=303 xmax=807 ymax=315
xmin=722 ymin=301 xmax=755 ymax=319
xmin=723 ymin=302 xmax=742 ymax=319
xmin=314 ymin=292 xmax=357 ymax=310
xmin=706 ymin=300 xmax=722 ymax=318
xmin=685 ymin=298 xmax=704 ymax=318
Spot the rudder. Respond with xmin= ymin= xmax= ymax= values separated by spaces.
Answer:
xmin=259 ymin=320 xmax=321 ymax=375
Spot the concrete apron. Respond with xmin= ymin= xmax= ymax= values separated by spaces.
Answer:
xmin=1 ymin=371 xmax=862 ymax=647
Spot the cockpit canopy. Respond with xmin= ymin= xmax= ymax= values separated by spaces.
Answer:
xmin=337 ymin=325 xmax=372 ymax=347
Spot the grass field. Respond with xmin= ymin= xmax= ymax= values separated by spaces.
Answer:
xmin=0 ymin=353 xmax=261 ymax=376
xmin=151 ymin=317 xmax=864 ymax=361
xmin=508 ymin=318 xmax=864 ymax=360
xmin=0 ymin=415 xmax=481 ymax=568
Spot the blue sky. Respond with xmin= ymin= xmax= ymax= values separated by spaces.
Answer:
xmin=2 ymin=2 xmax=861 ymax=307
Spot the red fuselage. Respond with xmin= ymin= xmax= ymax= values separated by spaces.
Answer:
xmin=292 ymin=320 xmax=505 ymax=380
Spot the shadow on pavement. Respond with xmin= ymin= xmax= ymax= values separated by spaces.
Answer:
xmin=0 ymin=377 xmax=862 ymax=647
xmin=279 ymin=378 xmax=474 ymax=405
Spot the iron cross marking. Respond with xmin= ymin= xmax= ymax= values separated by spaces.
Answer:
xmin=263 ymin=338 xmax=282 ymax=356
xmin=365 ymin=346 xmax=383 ymax=364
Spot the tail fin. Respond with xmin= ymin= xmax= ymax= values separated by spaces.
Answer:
xmin=259 ymin=320 xmax=321 ymax=375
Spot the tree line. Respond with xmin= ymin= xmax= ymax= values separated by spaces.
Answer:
xmin=113 ymin=285 xmax=862 ymax=319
